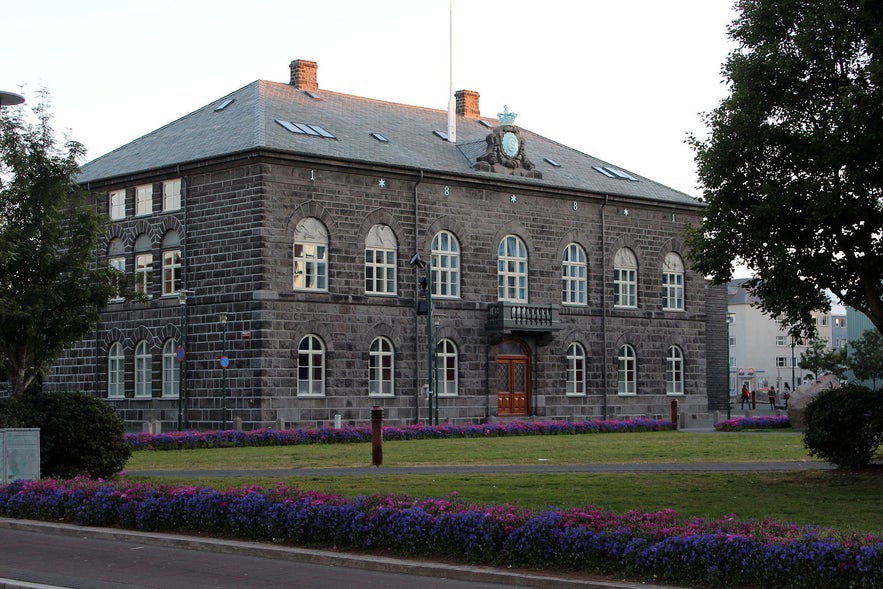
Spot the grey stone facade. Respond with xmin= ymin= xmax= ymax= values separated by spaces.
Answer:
xmin=43 ymin=60 xmax=726 ymax=432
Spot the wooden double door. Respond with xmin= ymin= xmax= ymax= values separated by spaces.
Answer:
xmin=496 ymin=341 xmax=530 ymax=415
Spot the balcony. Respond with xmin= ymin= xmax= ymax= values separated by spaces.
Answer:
xmin=487 ymin=302 xmax=561 ymax=333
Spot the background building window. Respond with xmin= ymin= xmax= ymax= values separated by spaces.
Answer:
xmin=613 ymin=248 xmax=638 ymax=308
xmin=162 ymin=339 xmax=180 ymax=398
xmin=436 ymin=338 xmax=458 ymax=395
xmin=369 ymin=336 xmax=394 ymax=395
xmin=431 ymin=231 xmax=460 ymax=298
xmin=293 ymin=218 xmax=329 ymax=291
xmin=163 ymin=179 xmax=181 ymax=212
xmin=135 ymin=340 xmax=151 ymax=398
xmin=109 ymin=190 xmax=126 ymax=220
xmin=666 ymin=345 xmax=684 ymax=394
xmin=566 ymin=342 xmax=586 ymax=395
xmin=297 ymin=334 xmax=325 ymax=396
xmin=135 ymin=184 xmax=152 ymax=216
xmin=497 ymin=234 xmax=528 ymax=302
xmin=365 ymin=225 xmax=397 ymax=295
xmin=662 ymin=252 xmax=685 ymax=311
xmin=107 ymin=342 xmax=124 ymax=399
xmin=617 ymin=344 xmax=637 ymax=394
xmin=562 ymin=243 xmax=587 ymax=305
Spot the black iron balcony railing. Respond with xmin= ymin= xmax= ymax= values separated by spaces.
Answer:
xmin=486 ymin=302 xmax=561 ymax=332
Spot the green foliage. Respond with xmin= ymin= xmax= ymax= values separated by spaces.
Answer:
xmin=849 ymin=329 xmax=883 ymax=388
xmin=1 ymin=390 xmax=131 ymax=479
xmin=686 ymin=0 xmax=883 ymax=339
xmin=0 ymin=90 xmax=115 ymax=396
xmin=799 ymin=338 xmax=847 ymax=380
xmin=803 ymin=384 xmax=883 ymax=469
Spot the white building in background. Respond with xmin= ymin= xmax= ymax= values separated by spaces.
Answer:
xmin=727 ymin=279 xmax=844 ymax=397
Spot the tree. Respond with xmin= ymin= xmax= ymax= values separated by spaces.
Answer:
xmin=0 ymin=91 xmax=115 ymax=396
xmin=849 ymin=328 xmax=883 ymax=388
xmin=686 ymin=0 xmax=883 ymax=339
xmin=798 ymin=337 xmax=845 ymax=381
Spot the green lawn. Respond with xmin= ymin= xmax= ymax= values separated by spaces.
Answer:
xmin=125 ymin=431 xmax=883 ymax=534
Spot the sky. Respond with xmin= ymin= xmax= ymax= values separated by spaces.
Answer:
xmin=4 ymin=0 xmax=737 ymax=198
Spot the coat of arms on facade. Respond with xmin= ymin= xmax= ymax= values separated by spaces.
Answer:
xmin=473 ymin=106 xmax=542 ymax=179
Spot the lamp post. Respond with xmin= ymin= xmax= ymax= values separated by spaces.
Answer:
xmin=409 ymin=253 xmax=434 ymax=425
xmin=433 ymin=319 xmax=440 ymax=425
xmin=176 ymin=289 xmax=193 ymax=431
xmin=219 ymin=312 xmax=229 ymax=430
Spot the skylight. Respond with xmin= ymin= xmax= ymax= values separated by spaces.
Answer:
xmin=433 ymin=130 xmax=448 ymax=140
xmin=593 ymin=166 xmax=638 ymax=181
xmin=304 ymin=91 xmax=321 ymax=99
xmin=544 ymin=157 xmax=561 ymax=167
xmin=276 ymin=120 xmax=336 ymax=139
xmin=479 ymin=120 xmax=494 ymax=128
xmin=371 ymin=132 xmax=389 ymax=143
xmin=214 ymin=99 xmax=235 ymax=111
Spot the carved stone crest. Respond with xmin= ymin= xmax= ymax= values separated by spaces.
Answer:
xmin=473 ymin=106 xmax=542 ymax=179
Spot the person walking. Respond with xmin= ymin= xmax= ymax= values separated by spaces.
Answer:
xmin=740 ymin=383 xmax=751 ymax=409
xmin=783 ymin=383 xmax=791 ymax=409
xmin=768 ymin=386 xmax=777 ymax=410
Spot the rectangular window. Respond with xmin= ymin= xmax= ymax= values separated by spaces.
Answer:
xmin=775 ymin=335 xmax=788 ymax=346
xmin=365 ymin=248 xmax=396 ymax=295
xmin=728 ymin=336 xmax=736 ymax=346
xmin=162 ymin=249 xmax=181 ymax=296
xmin=135 ymin=184 xmax=153 ymax=216
xmin=776 ymin=357 xmax=788 ymax=367
xmin=163 ymin=179 xmax=181 ymax=212
xmin=135 ymin=253 xmax=153 ymax=296
xmin=613 ymin=268 xmax=637 ymax=308
xmin=662 ymin=272 xmax=684 ymax=310
xmin=293 ymin=243 xmax=328 ymax=291
xmin=109 ymin=256 xmax=126 ymax=301
xmin=109 ymin=190 xmax=126 ymax=220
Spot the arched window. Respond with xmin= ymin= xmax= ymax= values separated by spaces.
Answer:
xmin=134 ymin=340 xmax=152 ymax=398
xmin=293 ymin=218 xmax=329 ymax=291
xmin=617 ymin=344 xmax=637 ymax=395
xmin=297 ymin=335 xmax=325 ymax=396
xmin=562 ymin=243 xmax=587 ymax=305
xmin=613 ymin=248 xmax=638 ymax=308
xmin=134 ymin=234 xmax=153 ymax=296
xmin=431 ymin=231 xmax=460 ymax=298
xmin=436 ymin=338 xmax=458 ymax=396
xmin=662 ymin=252 xmax=685 ymax=311
xmin=369 ymin=336 xmax=394 ymax=396
xmin=497 ymin=235 xmax=528 ymax=302
xmin=161 ymin=230 xmax=182 ymax=296
xmin=107 ymin=342 xmax=124 ymax=399
xmin=666 ymin=345 xmax=685 ymax=395
xmin=365 ymin=225 xmax=397 ymax=295
xmin=162 ymin=339 xmax=180 ymax=398
xmin=566 ymin=342 xmax=586 ymax=396
xmin=107 ymin=238 xmax=126 ymax=301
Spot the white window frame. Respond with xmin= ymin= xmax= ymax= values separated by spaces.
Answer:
xmin=297 ymin=335 xmax=325 ymax=396
xmin=162 ymin=339 xmax=180 ymax=398
xmin=666 ymin=345 xmax=685 ymax=395
xmin=162 ymin=179 xmax=181 ymax=212
xmin=369 ymin=336 xmax=394 ymax=396
xmin=108 ymin=342 xmax=125 ymax=399
xmin=562 ymin=243 xmax=587 ymax=306
xmin=613 ymin=248 xmax=638 ymax=308
xmin=566 ymin=342 xmax=586 ymax=396
xmin=109 ymin=190 xmax=126 ymax=220
xmin=365 ymin=225 xmax=397 ymax=295
xmin=776 ymin=335 xmax=788 ymax=347
xmin=135 ymin=184 xmax=153 ymax=216
xmin=497 ymin=235 xmax=528 ymax=302
xmin=436 ymin=338 xmax=458 ymax=396
xmin=162 ymin=249 xmax=182 ymax=296
xmin=662 ymin=252 xmax=685 ymax=311
xmin=431 ymin=231 xmax=460 ymax=298
xmin=134 ymin=340 xmax=152 ymax=398
xmin=617 ymin=344 xmax=637 ymax=395
xmin=293 ymin=218 xmax=329 ymax=292
xmin=135 ymin=253 xmax=153 ymax=296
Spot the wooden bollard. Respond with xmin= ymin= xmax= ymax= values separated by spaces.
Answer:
xmin=670 ymin=399 xmax=678 ymax=430
xmin=371 ymin=406 xmax=384 ymax=466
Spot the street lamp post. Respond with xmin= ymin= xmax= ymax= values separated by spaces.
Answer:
xmin=219 ymin=313 xmax=229 ymax=430
xmin=409 ymin=253 xmax=435 ymax=425
xmin=176 ymin=289 xmax=193 ymax=431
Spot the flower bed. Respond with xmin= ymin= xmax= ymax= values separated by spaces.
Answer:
xmin=126 ymin=418 xmax=672 ymax=451
xmin=1 ymin=477 xmax=879 ymax=588
xmin=715 ymin=416 xmax=791 ymax=432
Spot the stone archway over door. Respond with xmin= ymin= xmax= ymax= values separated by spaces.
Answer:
xmin=496 ymin=340 xmax=530 ymax=415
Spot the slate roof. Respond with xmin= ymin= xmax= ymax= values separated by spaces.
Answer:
xmin=79 ymin=79 xmax=700 ymax=207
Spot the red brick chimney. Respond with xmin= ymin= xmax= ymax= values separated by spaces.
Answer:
xmin=455 ymin=90 xmax=480 ymax=118
xmin=289 ymin=60 xmax=318 ymax=91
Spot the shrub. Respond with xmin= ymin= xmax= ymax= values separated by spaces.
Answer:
xmin=803 ymin=384 xmax=883 ymax=469
xmin=1 ymin=391 xmax=131 ymax=478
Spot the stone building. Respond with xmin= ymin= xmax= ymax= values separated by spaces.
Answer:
xmin=46 ymin=59 xmax=727 ymax=431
